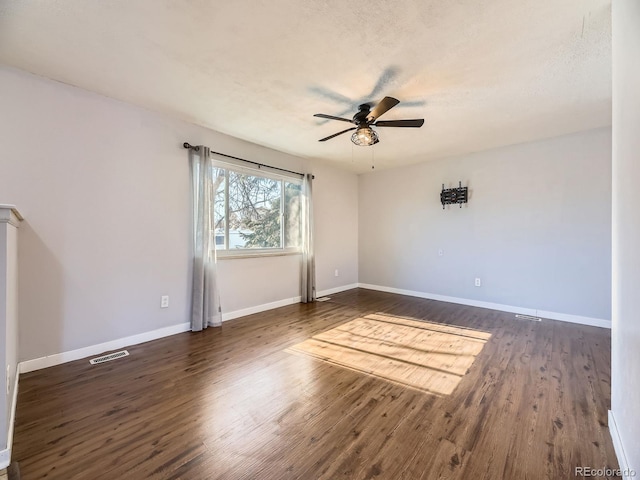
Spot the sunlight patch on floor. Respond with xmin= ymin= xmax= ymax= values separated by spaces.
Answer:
xmin=286 ymin=313 xmax=491 ymax=396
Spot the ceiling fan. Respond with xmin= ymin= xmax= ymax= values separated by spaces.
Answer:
xmin=314 ymin=96 xmax=424 ymax=146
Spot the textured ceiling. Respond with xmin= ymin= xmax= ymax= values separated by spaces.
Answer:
xmin=0 ymin=0 xmax=611 ymax=172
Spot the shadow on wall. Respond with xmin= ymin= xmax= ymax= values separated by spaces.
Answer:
xmin=18 ymin=221 xmax=64 ymax=363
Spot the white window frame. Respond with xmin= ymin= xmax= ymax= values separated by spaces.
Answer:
xmin=211 ymin=157 xmax=303 ymax=259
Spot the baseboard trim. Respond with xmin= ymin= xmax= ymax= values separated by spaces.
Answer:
xmin=535 ymin=309 xmax=611 ymax=329
xmin=222 ymin=296 xmax=302 ymax=322
xmin=0 ymin=448 xmax=8 ymax=470
xmin=19 ymin=296 xmax=307 ymax=374
xmin=16 ymin=283 xmax=608 ymax=377
xmin=608 ymin=410 xmax=632 ymax=474
xmin=0 ymin=368 xmax=19 ymax=469
xmin=19 ymin=322 xmax=191 ymax=374
xmin=357 ymin=283 xmax=611 ymax=329
xmin=316 ymin=283 xmax=359 ymax=298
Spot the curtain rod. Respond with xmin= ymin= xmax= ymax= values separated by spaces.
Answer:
xmin=183 ymin=142 xmax=312 ymax=179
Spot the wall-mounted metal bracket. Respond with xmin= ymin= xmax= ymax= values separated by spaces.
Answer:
xmin=440 ymin=181 xmax=468 ymax=209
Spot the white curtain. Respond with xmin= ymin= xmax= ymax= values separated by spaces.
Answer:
xmin=189 ymin=146 xmax=223 ymax=330
xmin=301 ymin=173 xmax=316 ymax=303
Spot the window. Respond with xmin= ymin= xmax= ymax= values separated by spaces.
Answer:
xmin=212 ymin=163 xmax=303 ymax=255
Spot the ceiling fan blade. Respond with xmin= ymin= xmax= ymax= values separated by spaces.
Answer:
xmin=318 ymin=127 xmax=356 ymax=142
xmin=314 ymin=113 xmax=353 ymax=123
xmin=367 ymin=96 xmax=400 ymax=122
xmin=374 ymin=119 xmax=425 ymax=128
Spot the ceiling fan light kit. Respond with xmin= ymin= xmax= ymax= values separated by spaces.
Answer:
xmin=314 ymin=96 xmax=424 ymax=146
xmin=351 ymin=126 xmax=379 ymax=146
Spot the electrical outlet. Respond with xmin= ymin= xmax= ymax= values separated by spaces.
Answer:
xmin=334 ymin=269 xmax=339 ymax=277
xmin=475 ymin=278 xmax=481 ymax=287
xmin=161 ymin=295 xmax=169 ymax=308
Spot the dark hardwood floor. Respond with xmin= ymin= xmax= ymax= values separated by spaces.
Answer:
xmin=12 ymin=289 xmax=619 ymax=479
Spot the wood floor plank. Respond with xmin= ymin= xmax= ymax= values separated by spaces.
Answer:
xmin=12 ymin=289 xmax=619 ymax=479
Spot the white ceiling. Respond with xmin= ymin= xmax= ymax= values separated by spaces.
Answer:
xmin=0 ymin=0 xmax=611 ymax=172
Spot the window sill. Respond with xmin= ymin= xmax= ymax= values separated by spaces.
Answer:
xmin=216 ymin=250 xmax=302 ymax=260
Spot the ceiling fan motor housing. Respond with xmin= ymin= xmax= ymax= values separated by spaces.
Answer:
xmin=353 ymin=104 xmax=372 ymax=125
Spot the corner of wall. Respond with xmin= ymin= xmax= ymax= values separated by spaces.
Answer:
xmin=608 ymin=410 xmax=632 ymax=475
xmin=0 ymin=368 xmax=19 ymax=470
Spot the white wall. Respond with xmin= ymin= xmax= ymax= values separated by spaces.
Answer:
xmin=359 ymin=129 xmax=612 ymax=322
xmin=313 ymin=161 xmax=359 ymax=294
xmin=0 ymin=66 xmax=358 ymax=362
xmin=0 ymin=225 xmax=7 ymax=452
xmin=0 ymin=208 xmax=20 ymax=458
xmin=611 ymin=0 xmax=640 ymax=472
xmin=0 ymin=222 xmax=8 ymax=451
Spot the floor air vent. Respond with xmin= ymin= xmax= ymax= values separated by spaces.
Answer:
xmin=90 ymin=350 xmax=129 ymax=365
xmin=515 ymin=314 xmax=542 ymax=322
xmin=316 ymin=297 xmax=331 ymax=302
